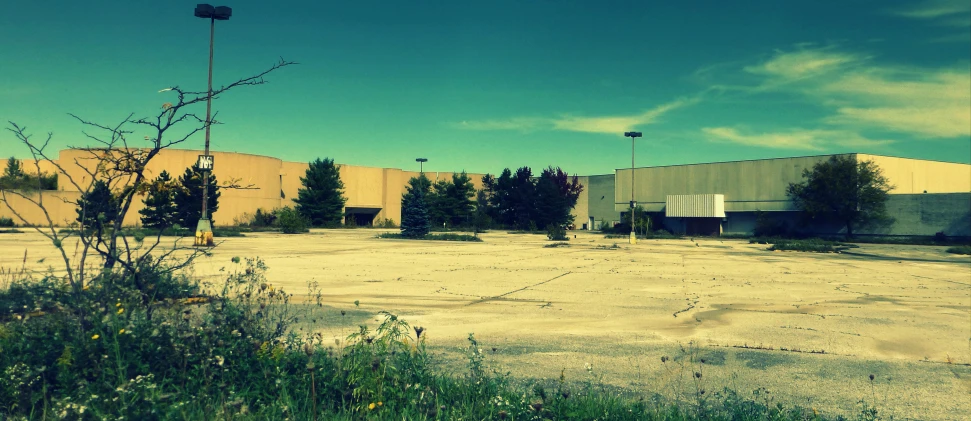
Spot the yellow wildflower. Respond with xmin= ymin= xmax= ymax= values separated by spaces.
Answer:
xmin=368 ymin=403 xmax=376 ymax=410
xmin=377 ymin=402 xmax=383 ymax=407
xmin=119 ymin=329 xmax=125 ymax=334
xmin=116 ymin=303 xmax=121 ymax=307
xmin=117 ymin=308 xmax=124 ymax=314
xmin=92 ymin=334 xmax=100 ymax=340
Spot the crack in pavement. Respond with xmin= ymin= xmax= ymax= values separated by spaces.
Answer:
xmin=465 ymin=271 xmax=572 ymax=306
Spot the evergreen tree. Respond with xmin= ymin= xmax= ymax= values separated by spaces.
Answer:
xmin=400 ymin=174 xmax=432 ymax=237
xmin=172 ymin=165 xmax=220 ymax=228
xmin=472 ymin=189 xmax=492 ymax=234
xmin=76 ymin=180 xmax=120 ymax=231
xmin=139 ymin=171 xmax=177 ymax=229
xmin=427 ymin=179 xmax=451 ymax=228
xmin=444 ymin=172 xmax=476 ymax=227
xmin=3 ymin=157 xmax=22 ymax=179
xmin=295 ymin=158 xmax=347 ymax=227
xmin=534 ymin=166 xmax=583 ymax=229
xmin=509 ymin=167 xmax=536 ymax=230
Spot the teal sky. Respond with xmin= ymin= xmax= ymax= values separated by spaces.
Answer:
xmin=2 ymin=0 xmax=969 ymax=175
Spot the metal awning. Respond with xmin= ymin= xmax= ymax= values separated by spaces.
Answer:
xmin=665 ymin=194 xmax=726 ymax=218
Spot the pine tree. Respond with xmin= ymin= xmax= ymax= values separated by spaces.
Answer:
xmin=400 ymin=174 xmax=432 ymax=238
xmin=401 ymin=188 xmax=430 ymax=238
xmin=3 ymin=157 xmax=22 ymax=179
xmin=172 ymin=165 xmax=220 ymax=229
xmin=76 ymin=180 xmax=120 ymax=231
xmin=295 ymin=158 xmax=347 ymax=227
xmin=139 ymin=171 xmax=177 ymax=229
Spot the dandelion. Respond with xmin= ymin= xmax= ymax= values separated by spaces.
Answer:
xmin=377 ymin=402 xmax=383 ymax=407
xmin=92 ymin=334 xmax=100 ymax=340
xmin=116 ymin=303 xmax=121 ymax=307
xmin=215 ymin=355 xmax=224 ymax=366
xmin=368 ymin=403 xmax=376 ymax=410
xmin=117 ymin=308 xmax=124 ymax=314
xmin=118 ymin=329 xmax=125 ymax=334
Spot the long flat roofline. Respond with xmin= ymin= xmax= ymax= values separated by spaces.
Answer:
xmin=616 ymin=152 xmax=971 ymax=171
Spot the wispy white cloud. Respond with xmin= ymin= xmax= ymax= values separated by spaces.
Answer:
xmin=702 ymin=126 xmax=893 ymax=150
xmin=452 ymin=97 xmax=698 ymax=135
xmin=892 ymin=0 xmax=971 ymax=20
xmin=890 ymin=0 xmax=970 ymax=42
xmin=744 ymin=49 xmax=864 ymax=80
xmin=725 ymin=48 xmax=971 ymax=139
xmin=452 ymin=117 xmax=547 ymax=132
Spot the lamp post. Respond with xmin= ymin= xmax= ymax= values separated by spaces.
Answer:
xmin=416 ymin=158 xmax=428 ymax=174
xmin=193 ymin=4 xmax=232 ymax=247
xmin=624 ymin=131 xmax=642 ymax=245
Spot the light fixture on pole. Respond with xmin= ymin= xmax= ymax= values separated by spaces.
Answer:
xmin=193 ymin=3 xmax=232 ymax=247
xmin=624 ymin=131 xmax=642 ymax=245
xmin=416 ymin=158 xmax=428 ymax=174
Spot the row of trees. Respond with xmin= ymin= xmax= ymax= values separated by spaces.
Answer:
xmin=481 ymin=166 xmax=583 ymax=231
xmin=75 ymin=165 xmax=220 ymax=231
xmin=1 ymin=157 xmax=57 ymax=190
xmin=400 ymin=166 xmax=584 ymax=237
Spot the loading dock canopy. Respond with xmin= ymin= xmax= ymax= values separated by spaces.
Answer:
xmin=665 ymin=194 xmax=726 ymax=218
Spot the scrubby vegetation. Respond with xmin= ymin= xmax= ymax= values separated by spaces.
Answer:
xmin=946 ymin=245 xmax=971 ymax=255
xmin=2 ymin=256 xmax=883 ymax=420
xmin=378 ymin=232 xmax=482 ymax=242
xmin=0 ymin=157 xmax=58 ymax=191
xmin=753 ymin=238 xmax=857 ymax=253
xmin=546 ymin=224 xmax=568 ymax=241
xmin=276 ymin=206 xmax=310 ymax=234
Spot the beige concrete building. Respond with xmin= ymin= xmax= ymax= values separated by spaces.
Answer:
xmin=2 ymin=149 xmax=487 ymax=228
xmin=614 ymin=153 xmax=971 ymax=237
xmin=4 ymin=150 xmax=967 ymax=238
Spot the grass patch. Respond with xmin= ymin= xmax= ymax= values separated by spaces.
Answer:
xmin=604 ymin=232 xmax=684 ymax=240
xmin=760 ymin=238 xmax=856 ymax=253
xmin=946 ymin=245 xmax=971 ymax=255
xmin=0 ymin=228 xmax=23 ymax=234
xmin=544 ymin=242 xmax=570 ymax=248
xmin=58 ymin=227 xmax=245 ymax=238
xmin=377 ymin=232 xmax=483 ymax=242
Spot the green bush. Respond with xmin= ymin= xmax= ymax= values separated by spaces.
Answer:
xmin=0 ymin=217 xmax=14 ymax=227
xmin=251 ymin=208 xmax=278 ymax=227
xmin=546 ymin=224 xmax=567 ymax=241
xmin=763 ymin=238 xmax=855 ymax=253
xmin=946 ymin=245 xmax=971 ymax=255
xmin=378 ymin=232 xmax=482 ymax=242
xmin=275 ymin=206 xmax=309 ymax=234
xmin=376 ymin=218 xmax=397 ymax=228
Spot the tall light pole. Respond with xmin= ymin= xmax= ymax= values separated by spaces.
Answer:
xmin=193 ymin=4 xmax=232 ymax=247
xmin=416 ymin=158 xmax=428 ymax=174
xmin=624 ymin=131 xmax=642 ymax=245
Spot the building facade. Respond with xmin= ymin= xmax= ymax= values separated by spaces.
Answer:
xmin=613 ymin=154 xmax=971 ymax=237
xmin=4 ymin=150 xmax=967 ymax=238
xmin=3 ymin=149 xmax=488 ymax=228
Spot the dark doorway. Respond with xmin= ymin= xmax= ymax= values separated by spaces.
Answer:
xmin=685 ymin=218 xmax=722 ymax=236
xmin=344 ymin=207 xmax=381 ymax=227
